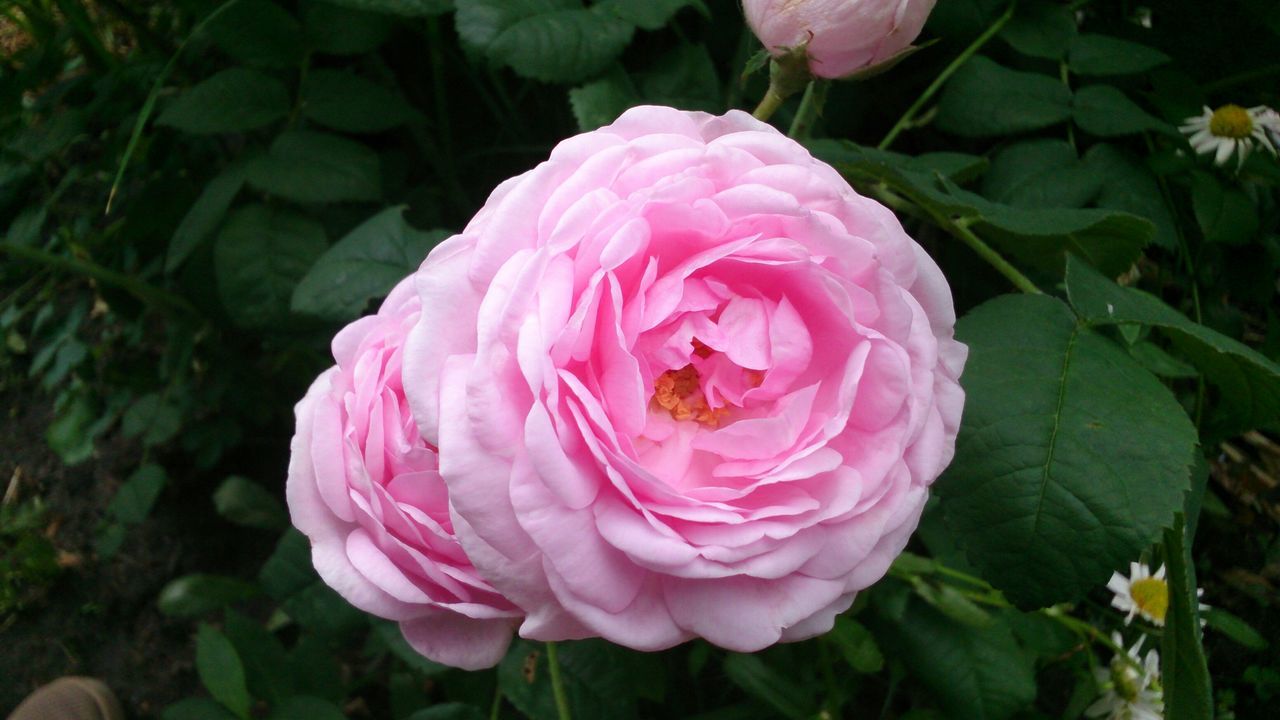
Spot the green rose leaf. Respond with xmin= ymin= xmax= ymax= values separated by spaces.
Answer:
xmin=455 ymin=0 xmax=634 ymax=84
xmin=195 ymin=624 xmax=252 ymax=720
xmin=981 ymin=139 xmax=1102 ymax=208
xmin=937 ymin=56 xmax=1073 ymax=137
xmin=167 ymin=161 xmax=250 ymax=273
xmin=224 ymin=609 xmax=294 ymax=705
xmin=373 ymin=620 xmax=452 ymax=676
xmin=1000 ymin=0 xmax=1077 ymax=59
xmin=158 ymin=574 xmax=258 ymax=618
xmin=281 ymin=582 xmax=366 ymax=635
xmin=258 ymin=530 xmax=316 ymax=601
xmin=973 ymin=200 xmax=1152 ymax=278
xmin=498 ymin=639 xmax=665 ymax=720
xmin=809 ymin=141 xmax=1150 ymax=276
xmin=121 ymin=391 xmax=182 ymax=446
xmin=872 ymin=598 xmax=1037 ymax=720
xmin=301 ymin=70 xmax=416 ymax=133
xmin=1065 ymin=255 xmax=1280 ymax=438
xmin=569 ymin=71 xmax=637 ymax=131
xmin=722 ymin=654 xmax=816 ymax=720
xmin=107 ymin=463 xmax=167 ymax=524
xmin=1084 ymin=143 xmax=1178 ymax=249
xmin=157 ymin=69 xmax=290 ymax=135
xmin=568 ymin=44 xmax=720 ymax=132
xmin=937 ymin=294 xmax=1197 ymax=608
xmin=1068 ymin=34 xmax=1170 ymax=76
xmin=1072 ymin=85 xmax=1170 ymax=137
xmin=1191 ymin=172 xmax=1259 ymax=246
xmin=205 ymin=1 xmax=305 ymax=69
xmin=826 ymin=616 xmax=884 ymax=673
xmin=292 ymin=206 xmax=447 ymax=321
xmin=214 ymin=205 xmax=327 ymax=329
xmin=213 ymin=475 xmax=288 ymax=530
xmin=45 ymin=393 xmax=105 ymax=466
xmin=245 ymin=131 xmax=382 ymax=203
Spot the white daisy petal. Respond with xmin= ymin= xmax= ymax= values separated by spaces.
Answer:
xmin=1216 ymin=138 xmax=1236 ymax=166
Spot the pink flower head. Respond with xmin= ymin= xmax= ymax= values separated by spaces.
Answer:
xmin=287 ymin=277 xmax=520 ymax=670
xmin=744 ymin=0 xmax=937 ymax=79
xmin=402 ymin=106 xmax=966 ymax=654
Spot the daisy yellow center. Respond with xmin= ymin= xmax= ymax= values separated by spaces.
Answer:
xmin=1129 ymin=576 xmax=1169 ymax=623
xmin=1110 ymin=662 xmax=1142 ymax=702
xmin=1209 ymin=105 xmax=1254 ymax=139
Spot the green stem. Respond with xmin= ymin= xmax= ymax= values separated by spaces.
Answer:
xmin=1143 ymin=132 xmax=1205 ymax=428
xmin=866 ymin=184 xmax=1042 ymax=294
xmin=816 ymin=638 xmax=842 ymax=715
xmin=1060 ymin=61 xmax=1077 ymax=152
xmin=0 ymin=241 xmax=197 ymax=316
xmin=1046 ymin=610 xmax=1142 ymax=669
xmin=788 ymin=80 xmax=829 ymax=140
xmin=752 ymin=87 xmax=787 ymax=122
xmin=878 ymin=0 xmax=1018 ymax=150
xmin=286 ymin=52 xmax=312 ymax=128
xmin=950 ymin=219 xmax=1042 ymax=294
xmin=546 ymin=642 xmax=571 ymax=720
xmin=489 ymin=682 xmax=503 ymax=720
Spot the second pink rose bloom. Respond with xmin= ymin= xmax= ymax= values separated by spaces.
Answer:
xmin=744 ymin=0 xmax=938 ymax=79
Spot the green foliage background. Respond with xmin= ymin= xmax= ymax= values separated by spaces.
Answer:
xmin=2 ymin=0 xmax=1280 ymax=718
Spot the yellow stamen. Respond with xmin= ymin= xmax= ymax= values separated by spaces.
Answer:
xmin=651 ymin=365 xmax=727 ymax=427
xmin=1129 ymin=576 xmax=1169 ymax=623
xmin=1209 ymin=105 xmax=1254 ymax=139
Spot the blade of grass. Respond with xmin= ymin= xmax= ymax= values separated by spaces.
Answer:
xmin=105 ymin=0 xmax=244 ymax=215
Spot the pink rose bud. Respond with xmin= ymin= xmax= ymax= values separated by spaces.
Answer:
xmin=287 ymin=278 xmax=522 ymax=670
xmin=744 ymin=0 xmax=937 ymax=79
xmin=398 ymin=107 xmax=966 ymax=654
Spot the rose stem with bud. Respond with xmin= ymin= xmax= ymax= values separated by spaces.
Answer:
xmin=752 ymin=87 xmax=787 ymax=121
xmin=751 ymin=46 xmax=813 ymax=123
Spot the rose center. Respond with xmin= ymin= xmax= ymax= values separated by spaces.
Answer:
xmin=1129 ymin=577 xmax=1169 ymax=623
xmin=1209 ymin=104 xmax=1254 ymax=139
xmin=651 ymin=364 xmax=728 ymax=427
xmin=649 ymin=339 xmax=766 ymax=428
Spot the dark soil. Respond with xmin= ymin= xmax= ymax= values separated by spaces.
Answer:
xmin=0 ymin=382 xmax=264 ymax=717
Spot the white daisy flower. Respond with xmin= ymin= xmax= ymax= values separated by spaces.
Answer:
xmin=1180 ymin=104 xmax=1280 ymax=168
xmin=1106 ymin=562 xmax=1207 ymax=627
xmin=1086 ymin=633 xmax=1164 ymax=720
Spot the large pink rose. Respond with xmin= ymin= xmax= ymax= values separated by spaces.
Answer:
xmin=287 ymin=278 xmax=520 ymax=670
xmin=401 ymin=106 xmax=966 ymax=653
xmin=744 ymin=0 xmax=937 ymax=79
